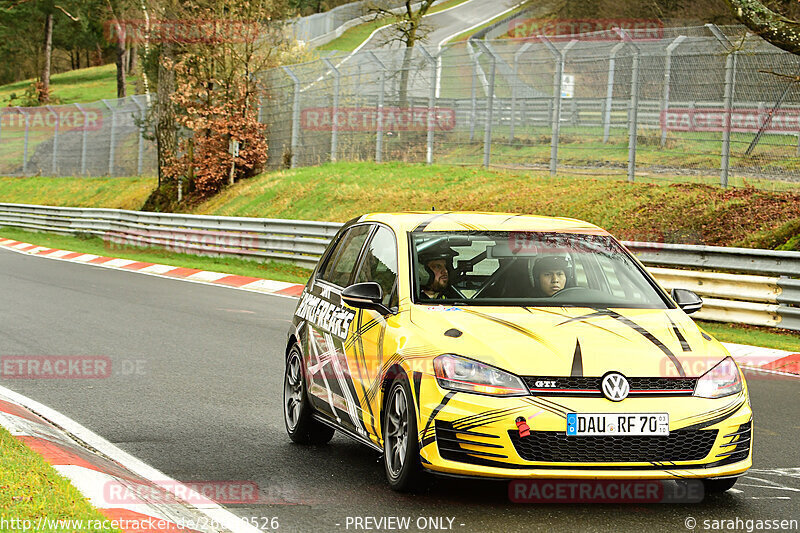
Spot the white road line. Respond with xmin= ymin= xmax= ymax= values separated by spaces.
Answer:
xmin=303 ymin=0 xmax=486 ymax=94
xmin=435 ymin=0 xmax=526 ymax=97
xmin=739 ymin=365 xmax=800 ymax=379
xmin=0 ymin=384 xmax=263 ymax=533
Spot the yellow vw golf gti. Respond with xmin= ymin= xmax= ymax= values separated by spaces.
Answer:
xmin=283 ymin=213 xmax=752 ymax=492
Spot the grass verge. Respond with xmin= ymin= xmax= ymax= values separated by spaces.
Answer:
xmin=0 ymin=426 xmax=122 ymax=531
xmin=697 ymin=321 xmax=799 ymax=353
xmin=0 ymin=176 xmax=154 ymax=211
xmin=0 ymin=64 xmax=137 ymax=107
xmin=0 ymin=227 xmax=311 ymax=285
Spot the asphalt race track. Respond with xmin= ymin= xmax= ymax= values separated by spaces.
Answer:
xmin=1 ymin=247 xmax=798 ymax=533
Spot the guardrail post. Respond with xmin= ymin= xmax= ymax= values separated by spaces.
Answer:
xmin=603 ymin=42 xmax=625 ymax=144
xmin=367 ymin=52 xmax=386 ymax=163
xmin=131 ymin=96 xmax=146 ymax=175
xmin=323 ymin=58 xmax=340 ymax=163
xmin=475 ymin=41 xmax=496 ymax=169
xmin=282 ymin=66 xmax=301 ymax=169
xmin=511 ymin=43 xmax=533 ymax=142
xmin=661 ymin=35 xmax=686 ymax=148
xmin=101 ymin=100 xmax=117 ymax=176
xmin=46 ymin=106 xmax=59 ymax=175
xmin=16 ymin=108 xmax=30 ymax=175
xmin=74 ymin=103 xmax=89 ymax=175
xmin=470 ymin=47 xmax=482 ymax=143
xmin=419 ymin=46 xmax=437 ymax=165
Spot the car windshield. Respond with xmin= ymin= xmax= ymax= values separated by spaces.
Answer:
xmin=411 ymin=230 xmax=670 ymax=308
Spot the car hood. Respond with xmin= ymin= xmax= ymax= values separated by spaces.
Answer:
xmin=408 ymin=305 xmax=728 ymax=378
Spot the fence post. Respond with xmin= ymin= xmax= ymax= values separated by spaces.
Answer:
xmin=323 ymin=58 xmax=340 ymax=163
xmin=475 ymin=41 xmax=496 ymax=169
xmin=708 ymin=24 xmax=736 ymax=188
xmin=130 ymin=96 xmax=145 ymax=175
xmin=46 ymin=105 xmax=59 ymax=175
xmin=74 ymin=103 xmax=89 ymax=176
xmin=511 ymin=42 xmax=533 ymax=142
xmin=282 ymin=66 xmax=301 ymax=169
xmin=16 ymin=108 xmax=29 ymax=175
xmin=539 ymin=37 xmax=576 ymax=176
xmin=603 ymin=42 xmax=625 ymax=144
xmin=368 ymin=52 xmax=386 ymax=163
xmin=721 ymin=51 xmax=737 ymax=188
xmin=101 ymin=100 xmax=117 ymax=176
xmin=419 ymin=46 xmax=437 ymax=165
xmin=470 ymin=47 xmax=482 ymax=143
xmin=661 ymin=35 xmax=686 ymax=148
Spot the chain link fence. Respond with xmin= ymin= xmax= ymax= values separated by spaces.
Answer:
xmin=0 ymin=94 xmax=157 ymax=178
xmin=264 ymin=23 xmax=800 ymax=189
xmin=2 ymin=24 xmax=800 ymax=189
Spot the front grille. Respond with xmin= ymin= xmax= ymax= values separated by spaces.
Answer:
xmin=522 ymin=376 xmax=697 ymax=397
xmin=509 ymin=429 xmax=718 ymax=463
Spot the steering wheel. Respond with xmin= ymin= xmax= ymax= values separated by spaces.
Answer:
xmin=549 ymin=286 xmax=583 ymax=299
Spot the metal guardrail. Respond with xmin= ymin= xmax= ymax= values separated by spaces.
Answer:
xmin=0 ymin=202 xmax=798 ymax=331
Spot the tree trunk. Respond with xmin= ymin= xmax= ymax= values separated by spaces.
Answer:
xmin=40 ymin=13 xmax=53 ymax=103
xmin=128 ymin=44 xmax=137 ymax=72
xmin=156 ymin=40 xmax=177 ymax=186
xmin=398 ymin=40 xmax=416 ymax=108
xmin=116 ymin=36 xmax=127 ymax=98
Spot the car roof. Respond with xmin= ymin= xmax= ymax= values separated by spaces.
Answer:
xmin=355 ymin=212 xmax=610 ymax=235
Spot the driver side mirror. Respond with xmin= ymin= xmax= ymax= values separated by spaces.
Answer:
xmin=671 ymin=288 xmax=702 ymax=314
xmin=342 ymin=282 xmax=393 ymax=315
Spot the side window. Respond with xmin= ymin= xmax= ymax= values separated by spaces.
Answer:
xmin=356 ymin=226 xmax=398 ymax=307
xmin=318 ymin=225 xmax=371 ymax=287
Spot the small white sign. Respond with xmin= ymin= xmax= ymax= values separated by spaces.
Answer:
xmin=228 ymin=139 xmax=240 ymax=157
xmin=561 ymin=74 xmax=575 ymax=99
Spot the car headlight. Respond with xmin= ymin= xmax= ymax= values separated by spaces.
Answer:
xmin=433 ymin=354 xmax=528 ymax=397
xmin=693 ymin=356 xmax=743 ymax=399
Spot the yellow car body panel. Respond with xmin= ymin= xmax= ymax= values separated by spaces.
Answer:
xmin=288 ymin=212 xmax=752 ymax=480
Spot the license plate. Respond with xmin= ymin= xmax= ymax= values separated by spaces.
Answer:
xmin=566 ymin=413 xmax=669 ymax=436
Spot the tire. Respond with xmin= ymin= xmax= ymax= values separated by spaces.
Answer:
xmin=383 ymin=373 xmax=425 ymax=492
xmin=702 ymin=477 xmax=739 ymax=494
xmin=283 ymin=345 xmax=335 ymax=445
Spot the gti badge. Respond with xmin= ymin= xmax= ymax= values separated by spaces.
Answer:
xmin=601 ymin=372 xmax=630 ymax=402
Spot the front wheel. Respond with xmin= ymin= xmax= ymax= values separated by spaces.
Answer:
xmin=383 ymin=374 xmax=425 ymax=492
xmin=284 ymin=345 xmax=335 ymax=445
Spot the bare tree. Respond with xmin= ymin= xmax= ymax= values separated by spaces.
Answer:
xmin=368 ymin=0 xmax=439 ymax=105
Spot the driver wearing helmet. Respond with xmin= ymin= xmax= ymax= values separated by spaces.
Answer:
xmin=530 ymin=255 xmax=571 ymax=297
xmin=418 ymin=245 xmax=458 ymax=300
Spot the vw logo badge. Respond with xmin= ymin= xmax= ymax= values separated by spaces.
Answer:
xmin=601 ymin=372 xmax=630 ymax=402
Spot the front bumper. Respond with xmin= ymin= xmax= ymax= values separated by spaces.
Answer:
xmin=417 ymin=377 xmax=752 ymax=480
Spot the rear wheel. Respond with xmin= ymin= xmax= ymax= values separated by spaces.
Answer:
xmin=383 ymin=374 xmax=424 ymax=492
xmin=703 ymin=477 xmax=739 ymax=494
xmin=284 ymin=345 xmax=335 ymax=445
